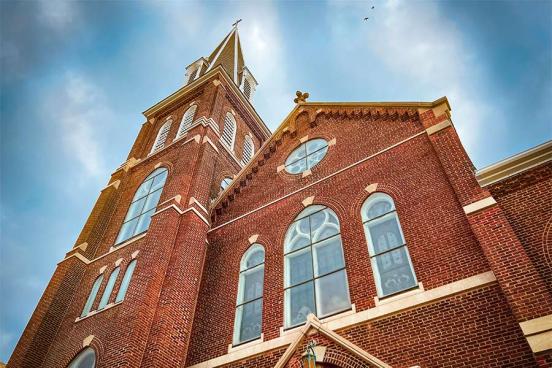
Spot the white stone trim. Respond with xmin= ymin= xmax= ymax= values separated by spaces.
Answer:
xmin=300 ymin=135 xmax=309 ymax=143
xmin=75 ymin=300 xmax=123 ymax=323
xmin=114 ymin=258 xmax=123 ymax=266
xmin=302 ymin=196 xmax=315 ymax=207
xmin=519 ymin=314 xmax=552 ymax=353
xmin=189 ymin=197 xmax=209 ymax=215
xmin=463 ymin=196 xmax=497 ymax=215
xmin=219 ymin=139 xmax=243 ymax=168
xmin=188 ymin=271 xmax=495 ymax=368
xmin=374 ymin=283 xmax=424 ymax=306
xmin=248 ymin=234 xmax=259 ymax=244
xmin=227 ymin=333 xmax=264 ymax=354
xmin=101 ymin=179 xmax=120 ymax=191
xmin=277 ymin=164 xmax=285 ymax=173
xmin=82 ymin=335 xmax=95 ymax=347
xmin=99 ymin=265 xmax=107 ymax=274
xmin=153 ymin=204 xmax=210 ymax=226
xmin=365 ymin=183 xmax=378 ymax=193
xmin=202 ymin=136 xmax=220 ymax=152
xmin=131 ymin=250 xmax=140 ymax=259
xmin=301 ymin=169 xmax=312 ymax=178
xmin=425 ymin=119 xmax=452 ymax=135
xmin=210 ymin=131 xmax=426 ymax=233
xmin=328 ymin=137 xmax=337 ymax=146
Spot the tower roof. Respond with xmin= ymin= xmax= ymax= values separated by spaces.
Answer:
xmin=206 ymin=23 xmax=245 ymax=85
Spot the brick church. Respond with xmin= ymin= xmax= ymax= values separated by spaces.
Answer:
xmin=9 ymin=24 xmax=552 ymax=368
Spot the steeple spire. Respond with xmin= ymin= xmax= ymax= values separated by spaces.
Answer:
xmin=184 ymin=22 xmax=258 ymax=101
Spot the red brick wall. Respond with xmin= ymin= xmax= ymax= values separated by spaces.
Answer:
xmin=489 ymin=162 xmax=552 ymax=295
xmin=187 ymin=107 xmax=492 ymax=365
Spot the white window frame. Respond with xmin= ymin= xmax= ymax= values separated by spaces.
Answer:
xmin=176 ymin=105 xmax=197 ymax=139
xmin=150 ymin=118 xmax=172 ymax=154
xmin=283 ymin=205 xmax=351 ymax=328
xmin=233 ymin=244 xmax=265 ymax=345
xmin=361 ymin=192 xmax=418 ymax=298
xmin=221 ymin=112 xmax=237 ymax=151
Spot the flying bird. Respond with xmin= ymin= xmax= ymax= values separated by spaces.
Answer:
xmin=371 ymin=6 xmax=375 ymax=9
xmin=364 ymin=17 xmax=369 ymax=20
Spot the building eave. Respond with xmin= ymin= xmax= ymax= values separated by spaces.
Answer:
xmin=142 ymin=65 xmax=271 ymax=138
xmin=210 ymin=97 xmax=447 ymax=214
xmin=476 ymin=140 xmax=552 ymax=187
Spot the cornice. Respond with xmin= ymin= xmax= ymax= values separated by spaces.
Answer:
xmin=476 ymin=140 xmax=552 ymax=187
xmin=210 ymin=99 xmax=442 ymax=218
xmin=143 ymin=65 xmax=271 ymax=138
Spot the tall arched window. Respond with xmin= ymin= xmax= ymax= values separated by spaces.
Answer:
xmin=98 ymin=267 xmax=120 ymax=310
xmin=361 ymin=193 xmax=417 ymax=297
xmin=221 ymin=112 xmax=237 ymax=150
xmin=68 ymin=347 xmax=96 ymax=368
xmin=284 ymin=205 xmax=351 ymax=328
xmin=234 ymin=244 xmax=265 ymax=345
xmin=150 ymin=119 xmax=172 ymax=154
xmin=176 ymin=105 xmax=197 ymax=139
xmin=243 ymin=78 xmax=252 ymax=99
xmin=116 ymin=260 xmax=137 ymax=303
xmin=81 ymin=275 xmax=104 ymax=317
xmin=115 ymin=168 xmax=168 ymax=244
xmin=241 ymin=135 xmax=254 ymax=165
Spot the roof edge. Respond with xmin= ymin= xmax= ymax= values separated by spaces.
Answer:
xmin=476 ymin=140 xmax=552 ymax=187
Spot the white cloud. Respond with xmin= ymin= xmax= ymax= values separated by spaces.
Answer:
xmin=37 ymin=0 xmax=77 ymax=31
xmin=43 ymin=72 xmax=111 ymax=182
xmin=329 ymin=0 xmax=498 ymax=161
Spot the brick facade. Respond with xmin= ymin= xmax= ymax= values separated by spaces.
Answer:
xmin=8 ymin=28 xmax=552 ymax=368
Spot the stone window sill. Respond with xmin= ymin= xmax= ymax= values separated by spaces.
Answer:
xmin=75 ymin=300 xmax=123 ymax=323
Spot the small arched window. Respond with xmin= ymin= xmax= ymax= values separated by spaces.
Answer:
xmin=116 ymin=260 xmax=137 ymax=303
xmin=81 ymin=275 xmax=104 ymax=317
xmin=220 ymin=177 xmax=233 ymax=191
xmin=221 ymin=112 xmax=237 ymax=150
xmin=98 ymin=267 xmax=120 ymax=310
xmin=284 ymin=205 xmax=351 ymax=328
xmin=241 ymin=135 xmax=254 ymax=165
xmin=115 ymin=168 xmax=168 ymax=244
xmin=150 ymin=119 xmax=172 ymax=154
xmin=361 ymin=193 xmax=417 ymax=297
xmin=176 ymin=105 xmax=197 ymax=139
xmin=234 ymin=244 xmax=265 ymax=345
xmin=68 ymin=347 xmax=96 ymax=368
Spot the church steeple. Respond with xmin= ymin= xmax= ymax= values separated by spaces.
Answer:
xmin=184 ymin=21 xmax=258 ymax=101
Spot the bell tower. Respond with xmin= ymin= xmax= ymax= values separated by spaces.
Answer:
xmin=9 ymin=23 xmax=270 ymax=368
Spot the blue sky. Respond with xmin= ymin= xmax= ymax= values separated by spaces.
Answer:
xmin=1 ymin=0 xmax=551 ymax=362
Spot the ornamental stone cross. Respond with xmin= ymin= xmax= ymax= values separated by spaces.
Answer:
xmin=294 ymin=90 xmax=309 ymax=104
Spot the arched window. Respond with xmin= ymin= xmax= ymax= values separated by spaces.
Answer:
xmin=241 ymin=135 xmax=254 ymax=165
xmin=176 ymin=105 xmax=197 ymax=139
xmin=220 ymin=177 xmax=233 ymax=191
xmin=68 ymin=347 xmax=96 ymax=368
xmin=98 ymin=267 xmax=120 ymax=310
xmin=234 ymin=244 xmax=265 ymax=345
xmin=116 ymin=260 xmax=137 ymax=303
xmin=361 ymin=193 xmax=417 ymax=297
xmin=284 ymin=205 xmax=351 ymax=328
xmin=81 ymin=275 xmax=104 ymax=317
xmin=285 ymin=139 xmax=329 ymax=175
xmin=115 ymin=168 xmax=168 ymax=244
xmin=150 ymin=119 xmax=172 ymax=154
xmin=221 ymin=112 xmax=237 ymax=150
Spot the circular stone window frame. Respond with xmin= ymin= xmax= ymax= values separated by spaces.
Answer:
xmin=284 ymin=138 xmax=330 ymax=175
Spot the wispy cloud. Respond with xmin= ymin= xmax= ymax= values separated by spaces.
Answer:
xmin=37 ymin=0 xmax=77 ymax=31
xmin=329 ymin=0 xmax=498 ymax=161
xmin=43 ymin=72 xmax=111 ymax=182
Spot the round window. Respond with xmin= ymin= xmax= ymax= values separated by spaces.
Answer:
xmin=285 ymin=139 xmax=329 ymax=174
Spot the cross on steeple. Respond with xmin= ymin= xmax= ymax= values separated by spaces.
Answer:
xmin=232 ymin=19 xmax=242 ymax=28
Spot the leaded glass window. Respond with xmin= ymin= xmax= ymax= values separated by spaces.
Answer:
xmin=284 ymin=205 xmax=351 ymax=328
xmin=285 ymin=139 xmax=329 ymax=174
xmin=176 ymin=105 xmax=197 ymax=139
xmin=81 ymin=275 xmax=103 ymax=317
xmin=233 ymin=244 xmax=265 ymax=345
xmin=116 ymin=260 xmax=137 ymax=303
xmin=68 ymin=347 xmax=96 ymax=368
xmin=362 ymin=193 xmax=417 ymax=297
xmin=98 ymin=267 xmax=120 ymax=310
xmin=115 ymin=168 xmax=168 ymax=244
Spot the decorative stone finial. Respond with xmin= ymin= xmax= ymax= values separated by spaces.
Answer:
xmin=294 ymin=91 xmax=309 ymax=104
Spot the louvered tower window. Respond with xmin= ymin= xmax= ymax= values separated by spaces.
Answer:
xmin=150 ymin=119 xmax=172 ymax=154
xmin=188 ymin=67 xmax=198 ymax=83
xmin=221 ymin=112 xmax=237 ymax=150
xmin=176 ymin=105 xmax=197 ymax=139
xmin=243 ymin=78 xmax=252 ymax=100
xmin=241 ymin=135 xmax=254 ymax=165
